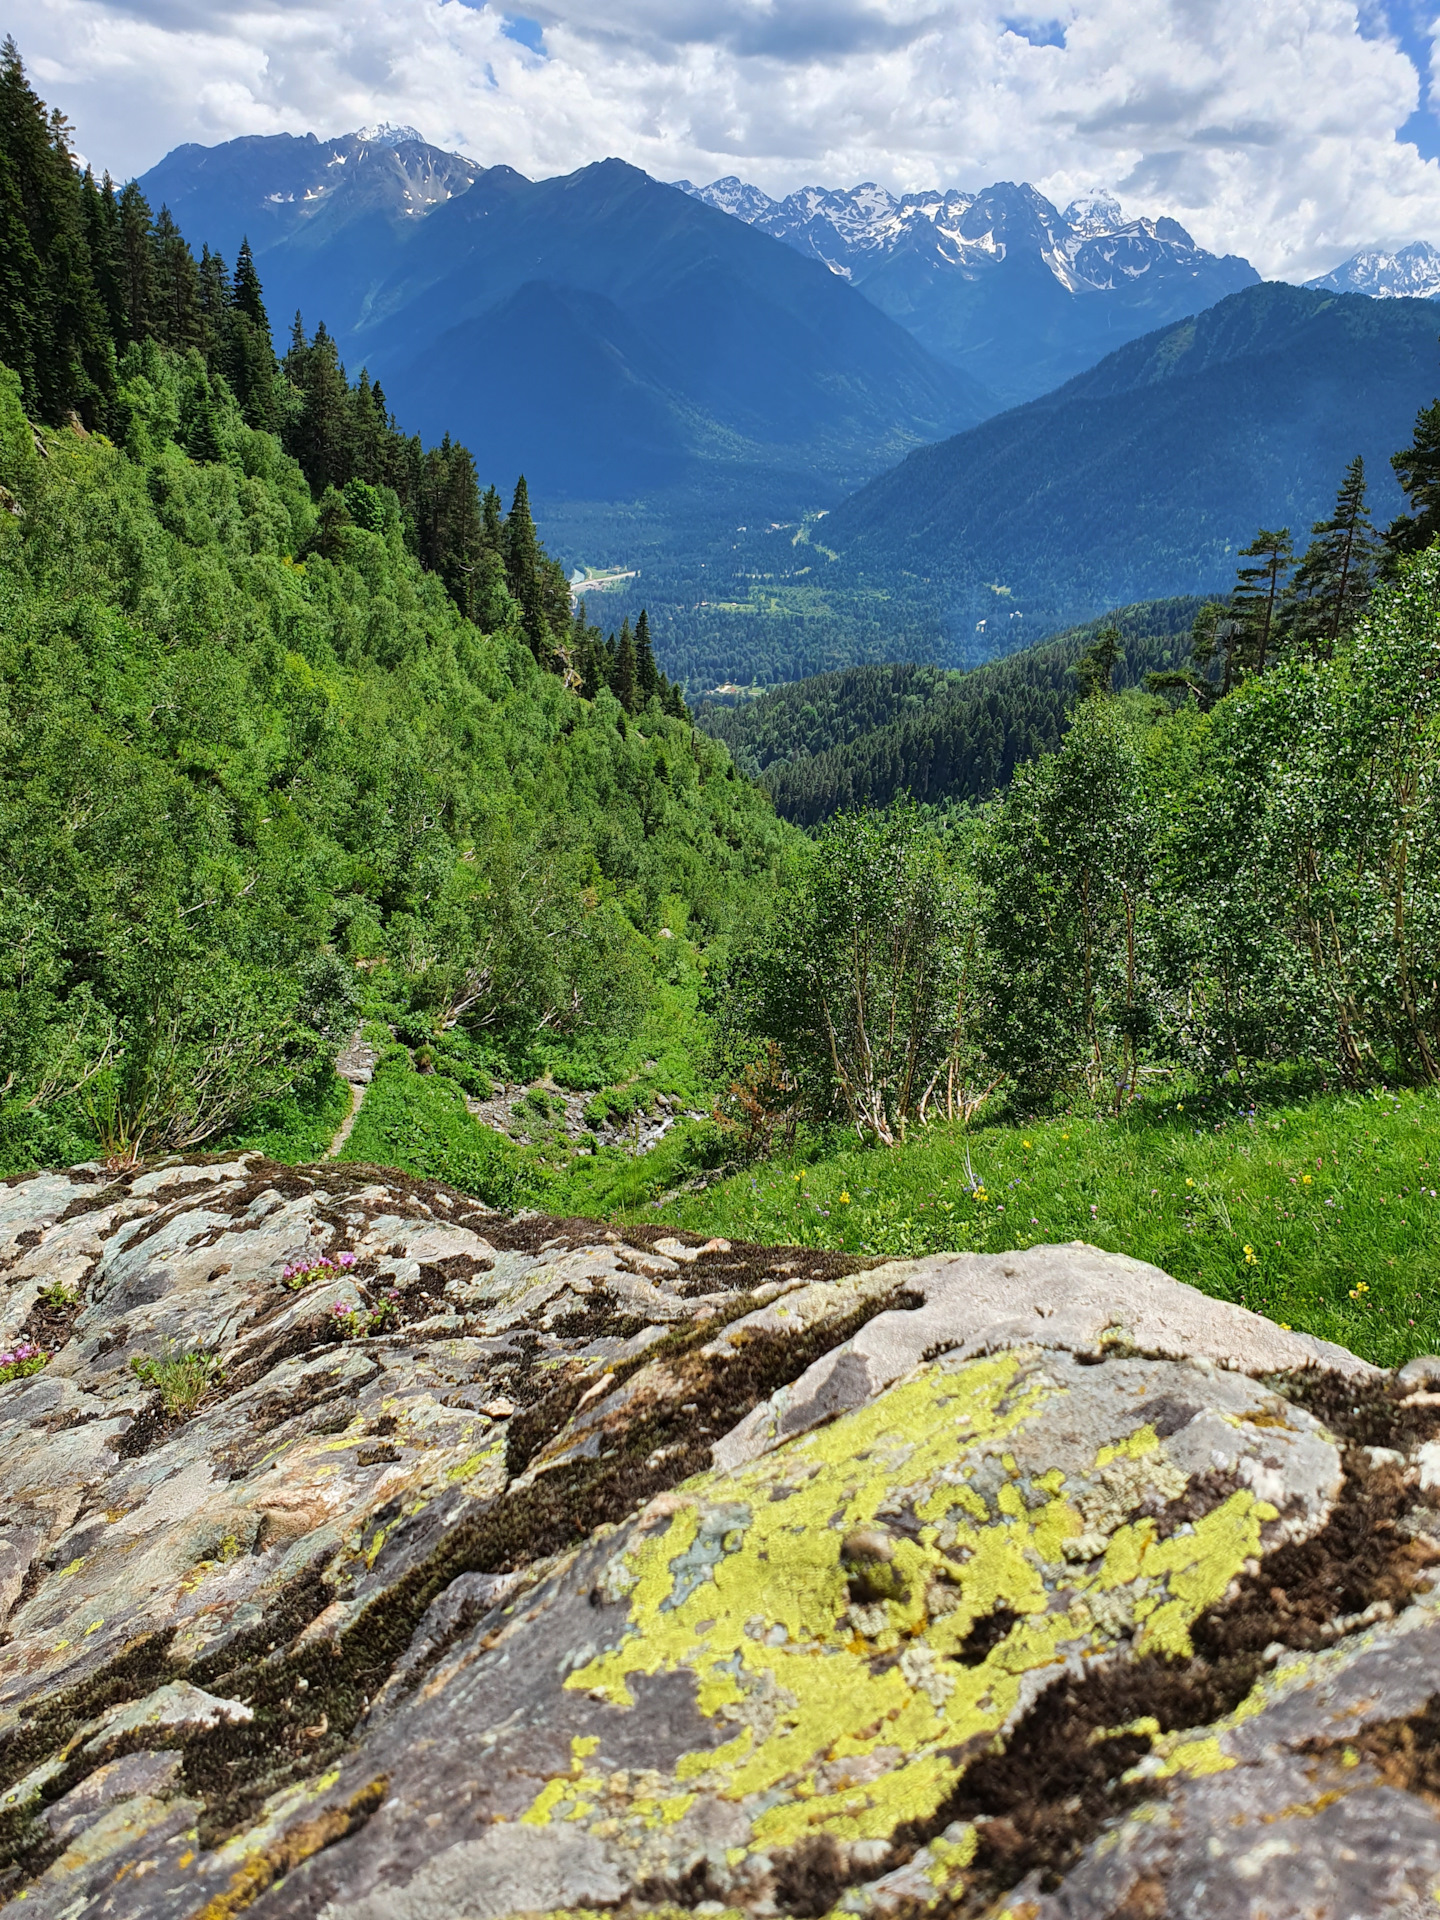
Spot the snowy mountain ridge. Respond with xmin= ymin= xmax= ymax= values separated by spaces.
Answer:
xmin=673 ymin=174 xmax=1234 ymax=297
xmin=1306 ymin=240 xmax=1440 ymax=299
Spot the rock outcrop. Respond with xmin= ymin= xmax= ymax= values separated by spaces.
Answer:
xmin=2 ymin=1153 xmax=1439 ymax=1918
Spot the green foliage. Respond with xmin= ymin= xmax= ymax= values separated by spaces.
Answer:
xmin=336 ymin=1058 xmax=541 ymax=1211
xmin=714 ymin=552 xmax=1440 ymax=1122
xmin=640 ymin=1087 xmax=1440 ymax=1368
xmin=981 ymin=701 xmax=1152 ymax=1107
xmin=130 ymin=1344 xmax=221 ymax=1416
xmin=0 ymin=335 xmax=789 ymax=1164
xmin=716 ymin=807 xmax=982 ymax=1144
xmin=697 ymin=601 xmax=1205 ymax=826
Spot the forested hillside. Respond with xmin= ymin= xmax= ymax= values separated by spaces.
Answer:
xmin=818 ymin=282 xmax=1439 ymax=647
xmin=697 ymin=600 xmax=1203 ymax=822
xmin=574 ymin=280 xmax=1440 ymax=690
xmin=0 ymin=45 xmax=788 ymax=1174
xmin=135 ymin=138 xmax=987 ymax=506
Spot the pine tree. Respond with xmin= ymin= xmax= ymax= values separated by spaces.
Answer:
xmin=230 ymin=239 xmax=269 ymax=332
xmin=150 ymin=205 xmax=202 ymax=352
xmin=1285 ymin=455 xmax=1377 ymax=653
xmin=614 ymin=617 xmax=639 ymax=713
xmin=1232 ymin=527 xmax=1293 ymax=675
xmin=1074 ymin=622 xmax=1121 ymax=699
xmin=1387 ymin=397 xmax=1440 ymax=557
xmin=116 ymin=182 xmax=156 ymax=345
xmin=635 ymin=607 xmax=660 ymax=704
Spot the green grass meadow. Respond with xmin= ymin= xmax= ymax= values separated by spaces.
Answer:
xmin=637 ymin=1087 xmax=1440 ymax=1369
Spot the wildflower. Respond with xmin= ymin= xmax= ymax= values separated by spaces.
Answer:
xmin=1090 ymin=1203 xmax=1098 ymax=1215
xmin=1185 ymin=1177 xmax=1194 ymax=1188
xmin=1176 ymin=1103 xmax=1184 ymax=1112
xmin=1279 ymin=1322 xmax=1292 ymax=1330
xmin=839 ymin=1191 xmax=850 ymax=1205
xmin=1029 ymin=1216 xmax=1038 ymax=1225
xmin=1022 ymin=1139 xmax=1032 ymax=1149
xmin=1348 ymin=1282 xmax=1370 ymax=1301
xmin=339 ymin=1251 xmax=357 ymax=1266
xmin=1243 ymin=1245 xmax=1259 ymax=1265
xmin=1302 ymin=1175 xmax=1312 ymax=1185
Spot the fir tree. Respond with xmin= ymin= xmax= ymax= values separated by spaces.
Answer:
xmin=614 ymin=617 xmax=639 ymax=713
xmin=635 ymin=607 xmax=660 ymax=704
xmin=0 ymin=144 xmax=40 ymax=398
xmin=1074 ymin=622 xmax=1121 ymax=700
xmin=1387 ymin=396 xmax=1440 ymax=558
xmin=150 ymin=204 xmax=202 ymax=352
xmin=197 ymin=244 xmax=231 ymax=366
xmin=230 ymin=238 xmax=269 ymax=331
xmin=503 ymin=474 xmax=550 ymax=661
xmin=80 ymin=169 xmax=125 ymax=348
xmin=1285 ymin=455 xmax=1377 ymax=653
xmin=116 ymin=182 xmax=156 ymax=345
xmin=1232 ymin=527 xmax=1293 ymax=675
xmin=0 ymin=43 xmax=111 ymax=423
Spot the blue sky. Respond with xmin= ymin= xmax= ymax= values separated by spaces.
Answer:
xmin=17 ymin=0 xmax=1440 ymax=277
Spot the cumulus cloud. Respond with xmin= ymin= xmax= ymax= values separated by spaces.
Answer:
xmin=18 ymin=0 xmax=1440 ymax=275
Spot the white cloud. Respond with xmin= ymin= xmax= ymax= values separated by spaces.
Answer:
xmin=17 ymin=0 xmax=1440 ymax=275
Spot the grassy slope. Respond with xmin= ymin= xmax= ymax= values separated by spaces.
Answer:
xmin=634 ymin=1088 xmax=1440 ymax=1369
xmin=253 ymin=1052 xmax=1440 ymax=1370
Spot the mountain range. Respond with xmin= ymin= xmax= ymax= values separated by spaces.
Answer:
xmin=137 ymin=135 xmax=985 ymax=507
xmin=1306 ymin=240 xmax=1440 ymax=299
xmin=674 ymin=176 xmax=1260 ymax=404
xmin=136 ymin=129 xmax=1440 ymax=688
xmin=811 ymin=281 xmax=1439 ymax=656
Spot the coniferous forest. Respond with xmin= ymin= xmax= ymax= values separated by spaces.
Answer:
xmin=3 ymin=43 xmax=1440 ymax=1362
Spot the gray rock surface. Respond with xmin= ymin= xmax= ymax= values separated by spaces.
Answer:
xmin=1 ymin=1156 xmax=1437 ymax=1920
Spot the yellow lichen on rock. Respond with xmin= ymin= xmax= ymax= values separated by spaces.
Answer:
xmin=539 ymin=1348 xmax=1283 ymax=1877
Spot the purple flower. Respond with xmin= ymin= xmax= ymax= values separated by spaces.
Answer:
xmin=339 ymin=1251 xmax=357 ymax=1267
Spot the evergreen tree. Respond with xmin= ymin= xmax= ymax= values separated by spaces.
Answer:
xmin=1387 ymin=396 xmax=1440 ymax=558
xmin=635 ymin=607 xmax=660 ymax=704
xmin=1232 ymin=527 xmax=1293 ymax=675
xmin=197 ymin=244 xmax=230 ymax=366
xmin=116 ymin=182 xmax=156 ymax=346
xmin=503 ymin=474 xmax=550 ymax=661
xmin=150 ymin=204 xmax=202 ymax=352
xmin=1147 ymin=602 xmax=1225 ymax=709
xmin=0 ymin=42 xmax=111 ymax=423
xmin=1285 ymin=455 xmax=1377 ymax=653
xmin=0 ymin=144 xmax=40 ymax=398
xmin=80 ymin=169 xmax=125 ymax=348
xmin=230 ymin=238 xmax=269 ymax=331
xmin=614 ymin=617 xmax=639 ymax=713
xmin=1074 ymin=622 xmax=1121 ymax=700
xmin=284 ymin=319 xmax=351 ymax=494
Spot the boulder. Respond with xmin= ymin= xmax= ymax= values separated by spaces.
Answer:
xmin=1 ymin=1156 xmax=1438 ymax=1918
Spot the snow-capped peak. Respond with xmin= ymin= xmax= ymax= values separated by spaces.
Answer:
xmin=675 ymin=174 xmax=1225 ymax=296
xmin=1306 ymin=240 xmax=1440 ymax=300
xmin=1062 ymin=188 xmax=1124 ymax=236
xmin=353 ymin=123 xmax=426 ymax=149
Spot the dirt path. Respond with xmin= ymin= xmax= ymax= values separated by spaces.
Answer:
xmin=327 ymin=1028 xmax=380 ymax=1159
